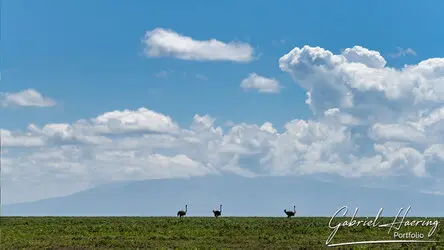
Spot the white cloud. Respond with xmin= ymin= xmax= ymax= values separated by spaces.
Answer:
xmin=389 ymin=47 xmax=417 ymax=58
xmin=241 ymin=73 xmax=281 ymax=93
xmin=143 ymin=28 xmax=254 ymax=62
xmin=342 ymin=45 xmax=387 ymax=68
xmin=89 ymin=107 xmax=179 ymax=134
xmin=3 ymin=45 xmax=444 ymax=203
xmin=0 ymin=89 xmax=56 ymax=108
xmin=276 ymin=44 xmax=444 ymax=178
xmin=368 ymin=123 xmax=426 ymax=143
xmin=1 ymin=129 xmax=45 ymax=147
xmin=279 ymin=45 xmax=444 ymax=117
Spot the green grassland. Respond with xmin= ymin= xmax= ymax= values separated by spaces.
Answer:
xmin=1 ymin=216 xmax=443 ymax=249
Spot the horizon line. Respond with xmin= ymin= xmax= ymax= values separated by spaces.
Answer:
xmin=2 ymin=215 xmax=444 ymax=218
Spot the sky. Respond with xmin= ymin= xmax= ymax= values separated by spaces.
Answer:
xmin=1 ymin=1 xmax=444 ymax=206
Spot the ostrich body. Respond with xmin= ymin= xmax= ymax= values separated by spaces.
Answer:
xmin=177 ymin=205 xmax=187 ymax=218
xmin=284 ymin=205 xmax=296 ymax=218
xmin=213 ymin=205 xmax=222 ymax=218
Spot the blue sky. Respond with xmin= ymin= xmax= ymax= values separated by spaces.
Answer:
xmin=1 ymin=0 xmax=444 ymax=208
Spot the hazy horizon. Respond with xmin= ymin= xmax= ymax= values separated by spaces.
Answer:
xmin=3 ymin=175 xmax=443 ymax=217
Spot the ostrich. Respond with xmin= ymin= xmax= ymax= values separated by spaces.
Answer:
xmin=213 ymin=205 xmax=222 ymax=218
xmin=177 ymin=205 xmax=187 ymax=218
xmin=284 ymin=205 xmax=296 ymax=218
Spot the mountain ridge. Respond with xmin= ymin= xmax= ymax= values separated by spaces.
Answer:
xmin=3 ymin=175 xmax=443 ymax=217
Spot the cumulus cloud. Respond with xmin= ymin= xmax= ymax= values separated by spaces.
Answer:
xmin=3 ymin=45 xmax=444 ymax=203
xmin=89 ymin=107 xmax=179 ymax=134
xmin=241 ymin=73 xmax=281 ymax=93
xmin=143 ymin=28 xmax=254 ymax=62
xmin=279 ymin=45 xmax=444 ymax=117
xmin=1 ymin=129 xmax=45 ymax=147
xmin=277 ymin=44 xmax=444 ymax=178
xmin=0 ymin=89 xmax=56 ymax=108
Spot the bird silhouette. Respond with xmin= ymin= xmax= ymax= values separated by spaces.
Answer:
xmin=177 ymin=204 xmax=187 ymax=218
xmin=284 ymin=205 xmax=296 ymax=218
xmin=213 ymin=205 xmax=222 ymax=218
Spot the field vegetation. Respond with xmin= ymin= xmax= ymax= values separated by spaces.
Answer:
xmin=1 ymin=216 xmax=443 ymax=249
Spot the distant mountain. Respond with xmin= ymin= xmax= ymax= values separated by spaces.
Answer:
xmin=3 ymin=175 xmax=443 ymax=217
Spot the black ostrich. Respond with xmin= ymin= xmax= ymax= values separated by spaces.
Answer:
xmin=213 ymin=205 xmax=222 ymax=218
xmin=284 ymin=205 xmax=296 ymax=218
xmin=177 ymin=204 xmax=187 ymax=218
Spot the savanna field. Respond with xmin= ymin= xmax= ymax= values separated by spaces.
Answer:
xmin=1 ymin=217 xmax=443 ymax=249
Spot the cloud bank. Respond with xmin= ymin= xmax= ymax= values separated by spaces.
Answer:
xmin=3 ymin=45 xmax=444 ymax=203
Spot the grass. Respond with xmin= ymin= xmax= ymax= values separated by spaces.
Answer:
xmin=1 ymin=216 xmax=443 ymax=249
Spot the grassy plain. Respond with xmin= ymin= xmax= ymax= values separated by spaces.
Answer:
xmin=1 ymin=216 xmax=443 ymax=249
